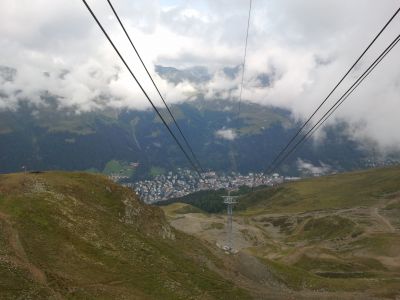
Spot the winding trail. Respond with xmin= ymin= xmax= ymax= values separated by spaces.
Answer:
xmin=371 ymin=207 xmax=395 ymax=233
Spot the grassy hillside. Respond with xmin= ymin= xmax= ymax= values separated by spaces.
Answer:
xmin=239 ymin=165 xmax=400 ymax=214
xmin=239 ymin=166 xmax=400 ymax=298
xmin=163 ymin=166 xmax=400 ymax=299
xmin=0 ymin=172 xmax=249 ymax=299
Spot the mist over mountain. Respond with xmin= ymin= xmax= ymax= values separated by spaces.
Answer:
xmin=1 ymin=0 xmax=399 ymax=155
xmin=1 ymin=97 xmax=394 ymax=179
xmin=155 ymin=65 xmax=212 ymax=85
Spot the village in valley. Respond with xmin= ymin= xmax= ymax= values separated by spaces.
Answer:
xmin=116 ymin=168 xmax=300 ymax=204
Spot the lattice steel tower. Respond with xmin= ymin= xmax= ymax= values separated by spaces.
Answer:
xmin=222 ymin=191 xmax=239 ymax=251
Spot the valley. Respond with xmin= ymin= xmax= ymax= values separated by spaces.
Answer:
xmin=0 ymin=166 xmax=400 ymax=299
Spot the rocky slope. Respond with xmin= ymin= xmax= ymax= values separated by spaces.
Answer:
xmin=0 ymin=171 xmax=249 ymax=299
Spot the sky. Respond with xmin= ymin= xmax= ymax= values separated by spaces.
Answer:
xmin=0 ymin=0 xmax=399 ymax=153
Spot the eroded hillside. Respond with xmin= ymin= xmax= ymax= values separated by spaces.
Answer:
xmin=0 ymin=172 xmax=249 ymax=299
xmin=163 ymin=166 xmax=400 ymax=299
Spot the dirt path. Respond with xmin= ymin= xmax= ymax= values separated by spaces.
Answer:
xmin=371 ymin=207 xmax=395 ymax=233
xmin=0 ymin=211 xmax=48 ymax=284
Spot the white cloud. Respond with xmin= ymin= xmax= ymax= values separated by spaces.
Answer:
xmin=0 ymin=0 xmax=400 ymax=152
xmin=297 ymin=158 xmax=331 ymax=176
xmin=215 ymin=128 xmax=237 ymax=141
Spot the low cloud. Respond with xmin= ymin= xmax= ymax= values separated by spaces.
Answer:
xmin=0 ymin=0 xmax=400 ymax=154
xmin=297 ymin=158 xmax=331 ymax=176
xmin=215 ymin=128 xmax=237 ymax=141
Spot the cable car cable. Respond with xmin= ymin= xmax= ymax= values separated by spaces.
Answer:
xmin=266 ymin=7 xmax=400 ymax=173
xmin=268 ymin=34 xmax=400 ymax=172
xmin=81 ymin=0 xmax=203 ymax=178
xmin=106 ymin=0 xmax=204 ymax=173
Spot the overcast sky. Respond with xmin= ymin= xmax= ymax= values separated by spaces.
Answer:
xmin=0 ymin=0 xmax=399 ymax=152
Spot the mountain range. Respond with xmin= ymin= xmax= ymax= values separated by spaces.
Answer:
xmin=0 ymin=96 xmax=395 ymax=179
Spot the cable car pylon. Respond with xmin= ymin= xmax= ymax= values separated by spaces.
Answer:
xmin=221 ymin=190 xmax=239 ymax=253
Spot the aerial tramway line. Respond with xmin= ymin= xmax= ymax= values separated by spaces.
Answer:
xmin=221 ymin=0 xmax=252 ymax=253
xmin=221 ymin=4 xmax=400 ymax=253
xmin=266 ymin=7 xmax=400 ymax=173
xmin=82 ymin=0 xmax=204 ymax=179
xmin=81 ymin=1 xmax=399 ymax=253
